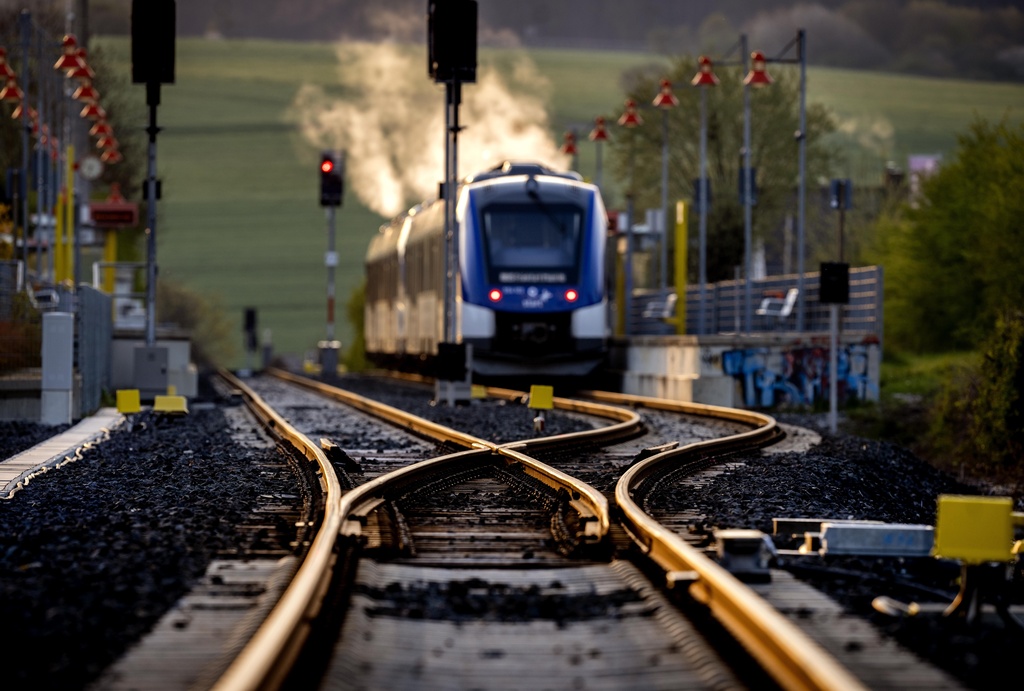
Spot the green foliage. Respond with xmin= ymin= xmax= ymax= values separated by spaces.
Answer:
xmin=846 ymin=350 xmax=976 ymax=451
xmin=873 ymin=119 xmax=1024 ymax=352
xmin=928 ymin=311 xmax=1024 ymax=487
xmin=343 ymin=280 xmax=370 ymax=373
xmin=155 ymin=280 xmax=237 ymax=370
xmin=0 ymin=292 xmax=41 ymax=373
xmin=970 ymin=312 xmax=1024 ymax=476
xmin=82 ymin=36 xmax=1024 ymax=368
xmin=608 ymin=56 xmax=836 ymax=283
xmin=0 ymin=8 xmax=146 ymax=264
xmin=86 ymin=43 xmax=147 ymax=201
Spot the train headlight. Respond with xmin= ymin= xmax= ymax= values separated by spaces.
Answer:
xmin=488 ymin=289 xmax=503 ymax=302
xmin=565 ymin=289 xmax=579 ymax=302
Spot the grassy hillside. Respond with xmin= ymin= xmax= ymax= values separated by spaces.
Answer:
xmin=93 ymin=37 xmax=1024 ymax=368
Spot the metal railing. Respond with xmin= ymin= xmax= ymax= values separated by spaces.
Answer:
xmin=632 ymin=265 xmax=883 ymax=343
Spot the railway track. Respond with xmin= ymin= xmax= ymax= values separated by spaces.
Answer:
xmin=4 ymin=366 xmax=998 ymax=688
xmin=4 ymin=367 xmax=1013 ymax=688
xmin=207 ymin=369 xmax=867 ymax=690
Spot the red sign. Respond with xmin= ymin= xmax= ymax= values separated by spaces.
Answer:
xmin=91 ymin=201 xmax=138 ymax=228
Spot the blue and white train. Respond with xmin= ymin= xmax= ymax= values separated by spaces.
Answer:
xmin=365 ymin=161 xmax=609 ymax=379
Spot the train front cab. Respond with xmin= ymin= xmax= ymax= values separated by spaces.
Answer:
xmin=457 ymin=173 xmax=609 ymax=377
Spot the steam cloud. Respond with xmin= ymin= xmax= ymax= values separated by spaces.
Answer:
xmin=836 ymin=114 xmax=895 ymax=156
xmin=288 ymin=42 xmax=567 ymax=219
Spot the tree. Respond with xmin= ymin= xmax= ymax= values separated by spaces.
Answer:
xmin=156 ymin=280 xmax=236 ymax=369
xmin=607 ymin=54 xmax=835 ymax=284
xmin=872 ymin=118 xmax=1024 ymax=352
xmin=929 ymin=310 xmax=1024 ymax=487
xmin=0 ymin=8 xmax=145 ymax=253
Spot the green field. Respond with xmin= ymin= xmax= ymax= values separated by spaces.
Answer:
xmin=94 ymin=37 xmax=1024 ymax=368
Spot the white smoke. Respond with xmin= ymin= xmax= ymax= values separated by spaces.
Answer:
xmin=288 ymin=42 xmax=567 ymax=219
xmin=836 ymin=114 xmax=895 ymax=156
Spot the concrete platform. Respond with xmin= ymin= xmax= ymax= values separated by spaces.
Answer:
xmin=0 ymin=407 xmax=125 ymax=499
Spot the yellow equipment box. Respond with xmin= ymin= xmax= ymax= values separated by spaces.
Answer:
xmin=933 ymin=494 xmax=1014 ymax=564
xmin=528 ymin=385 xmax=554 ymax=410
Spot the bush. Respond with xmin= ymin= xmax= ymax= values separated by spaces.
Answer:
xmin=343 ymin=281 xmax=370 ymax=372
xmin=0 ymin=292 xmax=42 ymax=374
xmin=928 ymin=311 xmax=1024 ymax=488
xmin=155 ymin=281 xmax=236 ymax=370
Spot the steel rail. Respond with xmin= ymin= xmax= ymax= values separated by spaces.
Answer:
xmin=337 ymin=446 xmax=491 ymax=536
xmin=610 ymin=392 xmax=866 ymax=691
xmin=581 ymin=388 xmax=778 ymax=429
xmin=267 ymin=367 xmax=493 ymax=451
xmin=268 ymin=369 xmax=646 ymax=542
xmin=248 ymin=368 xmax=853 ymax=687
xmin=485 ymin=384 xmax=643 ymax=448
xmin=334 ymin=373 xmax=644 ymax=445
xmin=206 ymin=368 xmax=636 ymax=686
xmin=212 ymin=369 xmax=346 ymax=691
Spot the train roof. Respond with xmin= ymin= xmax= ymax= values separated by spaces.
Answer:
xmin=374 ymin=162 xmax=590 ymax=232
xmin=464 ymin=161 xmax=583 ymax=183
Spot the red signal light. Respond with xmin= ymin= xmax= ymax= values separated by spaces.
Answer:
xmin=488 ymin=289 xmax=502 ymax=302
xmin=320 ymin=150 xmax=344 ymax=206
xmin=565 ymin=289 xmax=578 ymax=302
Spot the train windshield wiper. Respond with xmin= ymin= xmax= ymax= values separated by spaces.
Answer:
xmin=526 ymin=184 xmax=567 ymax=239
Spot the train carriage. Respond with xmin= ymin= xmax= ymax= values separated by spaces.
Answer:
xmin=365 ymin=162 xmax=609 ymax=379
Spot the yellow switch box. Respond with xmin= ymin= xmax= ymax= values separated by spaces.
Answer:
xmin=471 ymin=385 xmax=487 ymax=399
xmin=154 ymin=395 xmax=189 ymax=415
xmin=116 ymin=389 xmax=141 ymax=414
xmin=528 ymin=385 xmax=554 ymax=410
xmin=933 ymin=494 xmax=1013 ymax=564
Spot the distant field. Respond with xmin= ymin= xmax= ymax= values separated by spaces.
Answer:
xmin=94 ymin=37 xmax=1024 ymax=368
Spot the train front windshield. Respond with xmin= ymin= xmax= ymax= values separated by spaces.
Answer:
xmin=481 ymin=203 xmax=583 ymax=284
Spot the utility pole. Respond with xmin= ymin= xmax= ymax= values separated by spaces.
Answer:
xmin=131 ymin=0 xmax=174 ymax=399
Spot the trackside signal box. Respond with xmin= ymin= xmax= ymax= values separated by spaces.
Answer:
xmin=319 ymin=151 xmax=344 ymax=207
xmin=131 ymin=0 xmax=175 ymax=85
xmin=820 ymin=262 xmax=850 ymax=304
xmin=428 ymin=0 xmax=478 ymax=83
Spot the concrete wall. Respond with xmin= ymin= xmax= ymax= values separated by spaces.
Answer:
xmin=111 ymin=336 xmax=198 ymax=398
xmin=0 ymin=370 xmax=83 ymax=422
xmin=613 ymin=332 xmax=881 ymax=410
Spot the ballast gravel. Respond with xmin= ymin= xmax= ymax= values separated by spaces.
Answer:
xmin=0 ymin=398 xmax=298 ymax=690
xmin=0 ymin=372 xmax=1020 ymax=690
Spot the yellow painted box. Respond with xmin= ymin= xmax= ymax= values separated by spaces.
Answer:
xmin=528 ymin=385 xmax=554 ymax=410
xmin=116 ymin=389 xmax=141 ymax=414
xmin=933 ymin=494 xmax=1013 ymax=564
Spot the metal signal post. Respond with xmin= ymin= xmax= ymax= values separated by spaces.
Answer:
xmin=318 ymin=150 xmax=344 ymax=376
xmin=429 ymin=0 xmax=477 ymax=403
xmin=131 ymin=0 xmax=175 ymax=350
xmin=825 ymin=181 xmax=852 ymax=433
xmin=444 ymin=81 xmax=462 ymax=346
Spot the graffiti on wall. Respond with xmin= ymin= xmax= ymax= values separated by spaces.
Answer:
xmin=722 ymin=345 xmax=878 ymax=409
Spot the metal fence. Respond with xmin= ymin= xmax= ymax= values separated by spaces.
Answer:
xmin=77 ymin=285 xmax=112 ymax=414
xmin=1 ymin=261 xmax=113 ymax=416
xmin=632 ymin=265 xmax=884 ymax=344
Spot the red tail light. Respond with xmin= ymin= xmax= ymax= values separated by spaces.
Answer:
xmin=565 ymin=289 xmax=579 ymax=302
xmin=488 ymin=289 xmax=502 ymax=302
